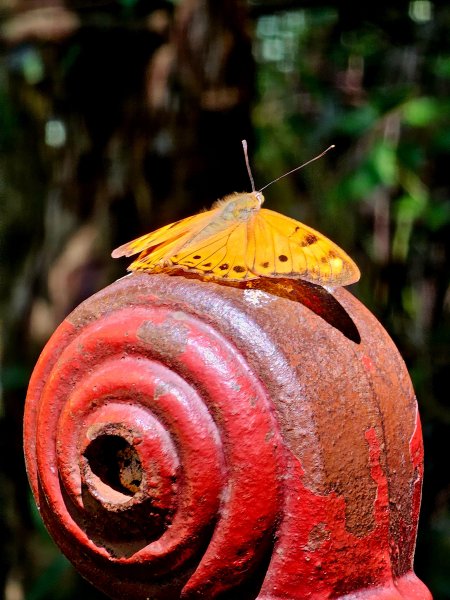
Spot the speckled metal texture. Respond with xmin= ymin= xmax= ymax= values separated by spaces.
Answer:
xmin=23 ymin=273 xmax=432 ymax=599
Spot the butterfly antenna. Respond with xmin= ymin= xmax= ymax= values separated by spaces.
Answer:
xmin=258 ymin=145 xmax=335 ymax=192
xmin=242 ymin=139 xmax=256 ymax=192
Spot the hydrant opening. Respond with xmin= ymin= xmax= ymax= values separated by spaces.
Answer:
xmin=83 ymin=434 xmax=143 ymax=497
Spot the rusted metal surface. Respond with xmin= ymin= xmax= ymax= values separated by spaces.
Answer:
xmin=24 ymin=273 xmax=432 ymax=599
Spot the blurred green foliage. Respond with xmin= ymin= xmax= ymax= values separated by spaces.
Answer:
xmin=1 ymin=0 xmax=450 ymax=598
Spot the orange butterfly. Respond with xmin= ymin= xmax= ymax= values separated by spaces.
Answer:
xmin=112 ymin=144 xmax=360 ymax=288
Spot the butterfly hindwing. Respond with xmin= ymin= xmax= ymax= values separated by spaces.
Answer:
xmin=170 ymin=222 xmax=250 ymax=280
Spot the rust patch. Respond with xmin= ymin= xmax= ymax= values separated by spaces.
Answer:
xmin=304 ymin=522 xmax=331 ymax=551
xmin=137 ymin=318 xmax=189 ymax=359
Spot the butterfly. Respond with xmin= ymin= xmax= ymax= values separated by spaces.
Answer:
xmin=112 ymin=144 xmax=360 ymax=288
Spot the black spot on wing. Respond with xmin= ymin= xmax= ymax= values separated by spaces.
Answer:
xmin=278 ymin=254 xmax=288 ymax=262
xmin=300 ymin=233 xmax=318 ymax=247
xmin=233 ymin=265 xmax=246 ymax=273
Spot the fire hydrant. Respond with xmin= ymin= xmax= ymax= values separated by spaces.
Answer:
xmin=24 ymin=273 xmax=432 ymax=599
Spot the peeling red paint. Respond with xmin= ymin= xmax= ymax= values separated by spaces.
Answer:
xmin=361 ymin=354 xmax=374 ymax=372
xmin=258 ymin=433 xmax=392 ymax=600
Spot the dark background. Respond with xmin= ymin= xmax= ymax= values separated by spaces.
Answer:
xmin=1 ymin=0 xmax=449 ymax=598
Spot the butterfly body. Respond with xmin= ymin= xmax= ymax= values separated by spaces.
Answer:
xmin=175 ymin=192 xmax=263 ymax=251
xmin=112 ymin=191 xmax=360 ymax=287
xmin=214 ymin=191 xmax=263 ymax=220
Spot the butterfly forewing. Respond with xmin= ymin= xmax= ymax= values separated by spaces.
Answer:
xmin=248 ymin=213 xmax=276 ymax=276
xmin=171 ymin=223 xmax=250 ymax=280
xmin=252 ymin=213 xmax=297 ymax=276
xmin=218 ymin=225 xmax=250 ymax=279
xmin=172 ymin=226 xmax=235 ymax=271
xmin=112 ymin=209 xmax=217 ymax=259
xmin=128 ymin=233 xmax=193 ymax=271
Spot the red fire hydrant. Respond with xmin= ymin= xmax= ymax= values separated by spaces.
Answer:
xmin=24 ymin=273 xmax=432 ymax=599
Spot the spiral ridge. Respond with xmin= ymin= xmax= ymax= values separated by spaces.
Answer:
xmin=26 ymin=299 xmax=284 ymax=599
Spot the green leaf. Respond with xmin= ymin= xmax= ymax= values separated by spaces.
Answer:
xmin=337 ymin=168 xmax=378 ymax=202
xmin=394 ymin=193 xmax=427 ymax=222
xmin=402 ymin=97 xmax=441 ymax=127
xmin=370 ymin=141 xmax=397 ymax=186
xmin=392 ymin=188 xmax=428 ymax=260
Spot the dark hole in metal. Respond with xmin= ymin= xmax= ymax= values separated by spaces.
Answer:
xmin=84 ymin=435 xmax=142 ymax=496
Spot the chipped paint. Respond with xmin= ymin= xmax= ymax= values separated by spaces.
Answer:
xmin=243 ymin=288 xmax=274 ymax=307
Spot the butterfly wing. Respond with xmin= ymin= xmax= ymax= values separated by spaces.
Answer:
xmin=119 ymin=192 xmax=262 ymax=279
xmin=112 ymin=209 xmax=217 ymax=259
xmin=113 ymin=199 xmax=359 ymax=287
xmin=249 ymin=208 xmax=360 ymax=287
xmin=139 ymin=221 xmax=251 ymax=280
